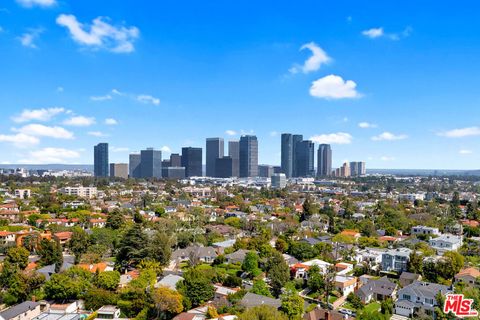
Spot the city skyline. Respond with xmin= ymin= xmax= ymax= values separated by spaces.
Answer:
xmin=0 ymin=0 xmax=480 ymax=169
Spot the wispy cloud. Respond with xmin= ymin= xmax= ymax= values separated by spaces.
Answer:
xmin=88 ymin=131 xmax=108 ymax=137
xmin=289 ymin=42 xmax=331 ymax=74
xmin=19 ymin=147 xmax=80 ymax=164
xmin=459 ymin=149 xmax=473 ymax=155
xmin=14 ymin=124 xmax=74 ymax=139
xmin=310 ymin=74 xmax=361 ymax=99
xmin=90 ymin=94 xmax=112 ymax=101
xmin=371 ymin=132 xmax=408 ymax=141
xmin=309 ymin=132 xmax=352 ymax=144
xmin=136 ymin=94 xmax=160 ymax=105
xmin=225 ymin=130 xmax=237 ymax=136
xmin=16 ymin=0 xmax=56 ymax=8
xmin=13 ymin=107 xmax=65 ymax=123
xmin=105 ymin=118 xmax=118 ymax=125
xmin=91 ymin=89 xmax=160 ymax=106
xmin=161 ymin=146 xmax=171 ymax=153
xmin=437 ymin=126 xmax=480 ymax=138
xmin=56 ymin=14 xmax=139 ymax=53
xmin=362 ymin=26 xmax=412 ymax=40
xmin=358 ymin=122 xmax=377 ymax=129
xmin=63 ymin=116 xmax=95 ymax=127
xmin=18 ymin=28 xmax=43 ymax=48
xmin=0 ymin=133 xmax=39 ymax=148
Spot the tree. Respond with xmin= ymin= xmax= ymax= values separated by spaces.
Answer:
xmin=69 ymin=227 xmax=90 ymax=264
xmin=38 ymin=239 xmax=63 ymax=272
xmin=266 ymin=251 xmax=290 ymax=297
xmin=242 ymin=251 xmax=260 ymax=276
xmin=151 ymin=286 xmax=183 ymax=319
xmin=116 ymin=224 xmax=149 ymax=269
xmin=307 ymin=265 xmax=324 ymax=294
xmin=381 ymin=298 xmax=393 ymax=315
xmin=147 ymin=232 xmax=173 ymax=266
xmin=95 ymin=271 xmax=121 ymax=291
xmin=206 ymin=306 xmax=218 ymax=319
xmin=44 ymin=272 xmax=89 ymax=300
xmin=84 ymin=288 xmax=118 ymax=310
xmin=275 ymin=238 xmax=289 ymax=253
xmin=407 ymin=251 xmax=423 ymax=274
xmin=347 ymin=292 xmax=364 ymax=310
xmin=5 ymin=247 xmax=29 ymax=270
xmin=288 ymin=241 xmax=317 ymax=260
xmin=237 ymin=305 xmax=288 ymax=320
xmin=281 ymin=289 xmax=304 ymax=320
xmin=177 ymin=269 xmax=215 ymax=307
xmin=251 ymin=280 xmax=272 ymax=297
xmin=223 ymin=275 xmax=242 ymax=288
xmin=106 ymin=209 xmax=126 ymax=229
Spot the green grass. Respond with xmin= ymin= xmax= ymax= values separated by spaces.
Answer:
xmin=364 ymin=302 xmax=381 ymax=313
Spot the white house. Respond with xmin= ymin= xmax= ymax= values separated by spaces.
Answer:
xmin=428 ymin=234 xmax=463 ymax=254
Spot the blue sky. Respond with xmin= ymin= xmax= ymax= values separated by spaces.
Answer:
xmin=0 ymin=0 xmax=480 ymax=169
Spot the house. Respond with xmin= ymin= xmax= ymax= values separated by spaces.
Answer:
xmin=428 ymin=234 xmax=463 ymax=254
xmin=239 ymin=292 xmax=281 ymax=309
xmin=225 ymin=249 xmax=250 ymax=264
xmin=354 ymin=248 xmax=385 ymax=269
xmin=282 ymin=253 xmax=299 ymax=267
xmin=49 ymin=300 xmax=84 ymax=314
xmin=172 ymin=313 xmax=205 ymax=320
xmin=95 ymin=306 xmax=121 ymax=320
xmin=292 ymin=259 xmax=331 ymax=279
xmin=381 ymin=248 xmax=412 ymax=273
xmin=411 ymin=226 xmax=440 ymax=236
xmin=334 ymin=275 xmax=357 ymax=297
xmin=53 ymin=231 xmax=72 ymax=246
xmin=394 ymin=281 xmax=451 ymax=318
xmin=171 ymin=246 xmax=218 ymax=264
xmin=213 ymin=284 xmax=238 ymax=306
xmin=454 ymin=267 xmax=480 ymax=287
xmin=340 ymin=230 xmax=361 ymax=240
xmin=0 ymin=231 xmax=16 ymax=246
xmin=399 ymin=272 xmax=422 ymax=288
xmin=303 ymin=307 xmax=354 ymax=320
xmin=155 ymin=274 xmax=184 ymax=290
xmin=0 ymin=301 xmax=41 ymax=320
xmin=78 ymin=262 xmax=113 ymax=273
xmin=357 ymin=276 xmax=397 ymax=304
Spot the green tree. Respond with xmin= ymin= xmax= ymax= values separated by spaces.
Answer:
xmin=147 ymin=232 xmax=173 ymax=266
xmin=95 ymin=271 xmax=121 ymax=291
xmin=151 ymin=286 xmax=184 ymax=319
xmin=5 ymin=247 xmax=29 ymax=270
xmin=84 ymin=288 xmax=118 ymax=310
xmin=251 ymin=280 xmax=272 ymax=297
xmin=177 ymin=268 xmax=215 ymax=307
xmin=307 ymin=265 xmax=324 ymax=294
xmin=347 ymin=292 xmax=364 ymax=310
xmin=242 ymin=251 xmax=261 ymax=276
xmin=106 ymin=209 xmax=126 ymax=230
xmin=69 ymin=227 xmax=90 ymax=264
xmin=38 ymin=239 xmax=63 ymax=272
xmin=116 ymin=224 xmax=149 ymax=269
xmin=407 ymin=251 xmax=423 ymax=274
xmin=237 ymin=305 xmax=288 ymax=320
xmin=281 ymin=289 xmax=304 ymax=320
xmin=266 ymin=251 xmax=290 ymax=297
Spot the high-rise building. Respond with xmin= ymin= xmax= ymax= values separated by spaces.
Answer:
xmin=181 ymin=147 xmax=202 ymax=177
xmin=292 ymin=134 xmax=303 ymax=177
xmin=228 ymin=141 xmax=240 ymax=177
xmin=110 ymin=163 xmax=128 ymax=179
xmin=295 ymin=140 xmax=315 ymax=177
xmin=94 ymin=143 xmax=109 ymax=177
xmin=162 ymin=159 xmax=171 ymax=168
xmin=281 ymin=134 xmax=293 ymax=178
xmin=162 ymin=167 xmax=186 ymax=179
xmin=317 ymin=144 xmax=332 ymax=177
xmin=170 ymin=153 xmax=182 ymax=167
xmin=239 ymin=135 xmax=258 ymax=177
xmin=206 ymin=138 xmax=224 ymax=177
xmin=349 ymin=161 xmax=366 ymax=176
xmin=140 ymin=148 xmax=162 ymax=178
xmin=129 ymin=153 xmax=141 ymax=178
xmin=271 ymin=173 xmax=287 ymax=189
xmin=258 ymin=165 xmax=274 ymax=178
xmin=215 ymin=156 xmax=234 ymax=178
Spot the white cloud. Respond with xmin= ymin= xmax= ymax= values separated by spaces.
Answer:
xmin=16 ymin=0 xmax=56 ymax=8
xmin=270 ymin=131 xmax=279 ymax=137
xmin=225 ymin=130 xmax=237 ymax=136
xmin=111 ymin=89 xmax=125 ymax=96
xmin=63 ymin=116 xmax=95 ymax=126
xmin=161 ymin=146 xmax=171 ymax=153
xmin=438 ymin=127 xmax=480 ymax=138
xmin=13 ymin=107 xmax=65 ymax=123
xmin=310 ymin=74 xmax=361 ymax=99
xmin=0 ymin=133 xmax=39 ymax=148
xmin=362 ymin=26 xmax=412 ymax=40
xmin=14 ymin=124 xmax=74 ymax=139
xmin=90 ymin=94 xmax=112 ymax=101
xmin=459 ymin=149 xmax=473 ymax=155
xmin=110 ymin=146 xmax=129 ymax=152
xmin=362 ymin=27 xmax=384 ymax=39
xmin=56 ymin=86 xmax=64 ymax=92
xmin=56 ymin=14 xmax=139 ymax=53
xmin=309 ymin=132 xmax=352 ymax=145
xmin=105 ymin=118 xmax=118 ymax=125
xmin=371 ymin=132 xmax=408 ymax=141
xmin=289 ymin=42 xmax=331 ymax=74
xmin=380 ymin=156 xmax=396 ymax=161
xmin=136 ymin=94 xmax=160 ymax=105
xmin=18 ymin=28 xmax=43 ymax=48
xmin=19 ymin=147 xmax=80 ymax=164
xmin=358 ymin=122 xmax=377 ymax=129
xmin=88 ymin=131 xmax=108 ymax=137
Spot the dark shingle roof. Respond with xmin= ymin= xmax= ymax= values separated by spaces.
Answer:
xmin=0 ymin=301 xmax=40 ymax=320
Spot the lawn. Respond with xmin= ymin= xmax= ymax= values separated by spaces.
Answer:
xmin=364 ymin=302 xmax=381 ymax=313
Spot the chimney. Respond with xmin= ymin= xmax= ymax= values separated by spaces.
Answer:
xmin=31 ymin=295 xmax=36 ymax=302
xmin=325 ymin=311 xmax=331 ymax=320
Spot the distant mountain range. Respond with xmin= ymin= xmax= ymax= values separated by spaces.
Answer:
xmin=1 ymin=164 xmax=479 ymax=176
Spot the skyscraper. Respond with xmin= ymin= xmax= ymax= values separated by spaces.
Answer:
xmin=170 ymin=153 xmax=182 ymax=167
xmin=181 ymin=147 xmax=202 ymax=177
xmin=215 ymin=156 xmax=234 ymax=178
xmin=206 ymin=138 xmax=224 ymax=177
xmin=292 ymin=134 xmax=303 ymax=177
xmin=317 ymin=144 xmax=332 ymax=177
xmin=349 ymin=161 xmax=366 ymax=176
xmin=110 ymin=163 xmax=128 ymax=179
xmin=140 ymin=148 xmax=162 ymax=178
xmin=258 ymin=165 xmax=274 ymax=178
xmin=239 ymin=135 xmax=258 ymax=177
xmin=295 ymin=140 xmax=315 ymax=177
xmin=94 ymin=143 xmax=109 ymax=177
xmin=281 ymin=134 xmax=293 ymax=178
xmin=228 ymin=140 xmax=240 ymax=177
xmin=129 ymin=153 xmax=141 ymax=178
